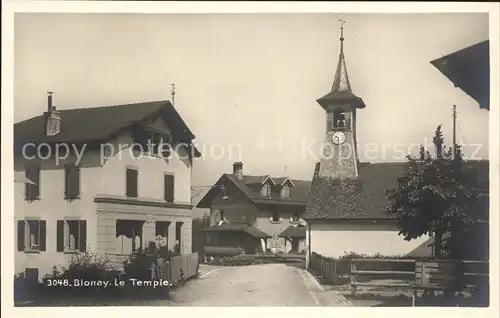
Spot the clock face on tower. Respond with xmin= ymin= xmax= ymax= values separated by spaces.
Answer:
xmin=331 ymin=131 xmax=346 ymax=145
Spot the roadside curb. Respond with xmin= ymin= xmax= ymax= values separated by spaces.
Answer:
xmin=299 ymin=268 xmax=354 ymax=307
xmin=301 ymin=268 xmax=325 ymax=292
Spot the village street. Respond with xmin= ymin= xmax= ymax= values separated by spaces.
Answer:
xmin=167 ymin=263 xmax=353 ymax=306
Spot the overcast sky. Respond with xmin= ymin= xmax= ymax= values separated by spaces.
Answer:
xmin=15 ymin=13 xmax=489 ymax=192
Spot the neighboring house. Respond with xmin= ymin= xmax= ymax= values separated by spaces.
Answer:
xmin=196 ymin=162 xmax=310 ymax=254
xmin=14 ymin=93 xmax=201 ymax=279
xmin=304 ymin=27 xmax=490 ymax=266
xmin=430 ymin=40 xmax=489 ymax=110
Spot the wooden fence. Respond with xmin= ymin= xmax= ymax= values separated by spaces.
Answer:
xmin=151 ymin=253 xmax=199 ymax=287
xmin=349 ymin=258 xmax=489 ymax=306
xmin=309 ymin=252 xmax=350 ymax=284
xmin=350 ymin=258 xmax=416 ymax=293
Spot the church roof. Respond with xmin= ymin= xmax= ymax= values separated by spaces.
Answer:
xmin=304 ymin=160 xmax=489 ymax=221
xmin=317 ymin=24 xmax=366 ymax=110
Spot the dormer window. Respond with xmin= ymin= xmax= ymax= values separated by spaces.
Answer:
xmin=261 ymin=184 xmax=271 ymax=197
xmin=281 ymin=185 xmax=290 ymax=198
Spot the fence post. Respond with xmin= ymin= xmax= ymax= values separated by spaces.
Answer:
xmin=350 ymin=260 xmax=357 ymax=296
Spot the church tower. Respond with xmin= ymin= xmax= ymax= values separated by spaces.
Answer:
xmin=316 ymin=21 xmax=366 ymax=179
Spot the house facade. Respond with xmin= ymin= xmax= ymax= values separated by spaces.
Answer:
xmin=14 ymin=94 xmax=200 ymax=279
xmin=196 ymin=162 xmax=310 ymax=255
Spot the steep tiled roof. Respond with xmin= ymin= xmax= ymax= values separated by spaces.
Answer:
xmin=14 ymin=100 xmax=200 ymax=157
xmin=304 ymin=161 xmax=489 ymax=220
xmin=196 ymin=173 xmax=312 ymax=208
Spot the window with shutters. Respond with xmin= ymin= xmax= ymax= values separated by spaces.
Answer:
xmin=164 ymin=174 xmax=175 ymax=203
xmin=126 ymin=168 xmax=138 ymax=198
xmin=17 ymin=219 xmax=46 ymax=252
xmin=64 ymin=165 xmax=80 ymax=200
xmin=56 ymin=220 xmax=87 ymax=253
xmin=25 ymin=166 xmax=40 ymax=201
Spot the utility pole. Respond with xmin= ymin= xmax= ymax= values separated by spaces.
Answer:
xmin=452 ymin=105 xmax=457 ymax=157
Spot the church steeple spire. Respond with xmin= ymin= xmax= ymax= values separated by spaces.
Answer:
xmin=331 ymin=19 xmax=351 ymax=92
xmin=316 ymin=18 xmax=365 ymax=111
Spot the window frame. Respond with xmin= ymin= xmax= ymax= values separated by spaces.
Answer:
xmin=261 ymin=183 xmax=272 ymax=197
xmin=24 ymin=166 xmax=41 ymax=202
xmin=281 ymin=185 xmax=290 ymax=198
xmin=64 ymin=220 xmax=81 ymax=253
xmin=25 ymin=220 xmax=41 ymax=252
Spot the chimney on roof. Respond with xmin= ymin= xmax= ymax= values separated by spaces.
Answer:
xmin=44 ymin=92 xmax=61 ymax=136
xmin=233 ymin=162 xmax=243 ymax=180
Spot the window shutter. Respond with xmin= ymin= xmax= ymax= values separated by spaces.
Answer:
xmin=17 ymin=221 xmax=25 ymax=251
xmin=126 ymin=169 xmax=138 ymax=198
xmin=39 ymin=220 xmax=46 ymax=252
xmin=31 ymin=167 xmax=40 ymax=199
xmin=164 ymin=174 xmax=174 ymax=202
xmin=70 ymin=167 xmax=80 ymax=198
xmin=79 ymin=220 xmax=87 ymax=252
xmin=56 ymin=220 xmax=64 ymax=252
xmin=64 ymin=167 xmax=70 ymax=198
xmin=24 ymin=168 xmax=31 ymax=200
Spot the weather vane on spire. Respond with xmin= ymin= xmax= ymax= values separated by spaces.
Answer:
xmin=337 ymin=18 xmax=345 ymax=41
xmin=171 ymin=83 xmax=176 ymax=106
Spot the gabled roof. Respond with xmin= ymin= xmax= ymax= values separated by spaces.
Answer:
xmin=273 ymin=177 xmax=296 ymax=187
xmin=14 ymin=100 xmax=201 ymax=157
xmin=196 ymin=173 xmax=312 ymax=208
xmin=304 ymin=160 xmax=489 ymax=220
xmin=430 ymin=40 xmax=489 ymax=110
xmin=278 ymin=225 xmax=306 ymax=238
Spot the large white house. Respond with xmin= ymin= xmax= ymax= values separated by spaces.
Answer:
xmin=14 ymin=94 xmax=200 ymax=280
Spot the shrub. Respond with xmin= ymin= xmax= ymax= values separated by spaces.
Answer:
xmin=58 ymin=250 xmax=112 ymax=281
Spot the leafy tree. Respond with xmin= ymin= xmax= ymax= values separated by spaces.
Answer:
xmin=386 ymin=125 xmax=484 ymax=258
